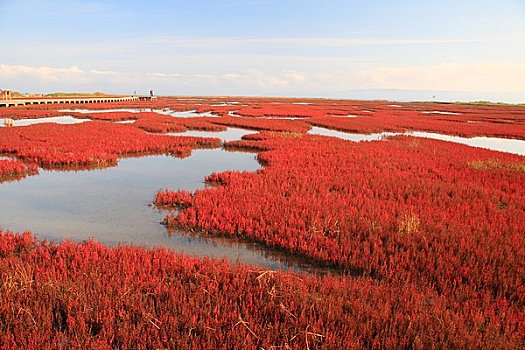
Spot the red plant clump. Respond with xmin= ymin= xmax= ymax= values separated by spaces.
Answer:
xmin=0 ymin=108 xmax=69 ymax=119
xmin=205 ymin=99 xmax=364 ymax=119
xmin=132 ymin=115 xmax=188 ymax=133
xmin=168 ymin=146 xmax=193 ymax=158
xmin=210 ymin=116 xmax=311 ymax=133
xmin=68 ymin=111 xmax=137 ymax=122
xmin=69 ymin=111 xmax=225 ymax=133
xmin=67 ymin=111 xmax=190 ymax=133
xmin=1 ymin=230 xmax=523 ymax=349
xmin=232 ymin=104 xmax=323 ymax=118
xmin=132 ymin=115 xmax=225 ymax=133
xmin=0 ymin=159 xmax=38 ymax=182
xmin=155 ymin=189 xmax=193 ymax=208
xmin=158 ymin=132 xmax=525 ymax=333
xmin=0 ymin=121 xmax=221 ymax=168
xmin=172 ymin=117 xmax=226 ymax=132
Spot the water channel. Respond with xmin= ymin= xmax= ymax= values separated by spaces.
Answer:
xmin=0 ymin=148 xmax=326 ymax=273
xmin=308 ymin=127 xmax=525 ymax=155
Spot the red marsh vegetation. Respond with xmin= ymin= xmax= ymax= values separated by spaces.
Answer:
xmin=0 ymin=97 xmax=524 ymax=348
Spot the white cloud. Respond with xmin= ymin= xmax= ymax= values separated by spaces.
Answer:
xmin=89 ymin=69 xmax=117 ymax=76
xmin=0 ymin=64 xmax=85 ymax=83
xmin=283 ymin=70 xmax=307 ymax=82
xmin=0 ymin=63 xmax=315 ymax=94
xmin=363 ymin=62 xmax=525 ymax=92
xmin=1 ymin=62 xmax=524 ymax=99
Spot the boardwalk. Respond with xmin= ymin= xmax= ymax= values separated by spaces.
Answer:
xmin=0 ymin=95 xmax=144 ymax=107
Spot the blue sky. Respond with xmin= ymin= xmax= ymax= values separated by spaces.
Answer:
xmin=1 ymin=0 xmax=524 ymax=101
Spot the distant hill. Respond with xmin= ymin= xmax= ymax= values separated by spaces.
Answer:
xmin=44 ymin=92 xmax=110 ymax=97
xmin=3 ymin=91 xmax=111 ymax=98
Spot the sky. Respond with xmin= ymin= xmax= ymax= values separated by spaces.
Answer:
xmin=1 ymin=0 xmax=524 ymax=102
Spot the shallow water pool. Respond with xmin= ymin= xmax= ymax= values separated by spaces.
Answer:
xmin=1 ymin=116 xmax=91 ymax=127
xmin=0 ymin=149 xmax=323 ymax=272
xmin=168 ymin=127 xmax=254 ymax=142
xmin=308 ymin=127 xmax=525 ymax=155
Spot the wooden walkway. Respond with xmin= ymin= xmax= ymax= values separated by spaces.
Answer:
xmin=0 ymin=95 xmax=142 ymax=107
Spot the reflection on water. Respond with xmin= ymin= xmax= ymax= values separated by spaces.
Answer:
xmin=226 ymin=111 xmax=306 ymax=120
xmin=308 ymin=127 xmax=525 ymax=155
xmin=1 ymin=116 xmax=91 ymax=127
xmin=0 ymin=149 xmax=322 ymax=272
xmin=168 ymin=127 xmax=254 ymax=142
xmin=328 ymin=114 xmax=358 ymax=118
xmin=408 ymin=131 xmax=525 ymax=156
xmin=60 ymin=108 xmax=144 ymax=113
xmin=61 ymin=108 xmax=218 ymax=118
xmin=259 ymin=116 xmax=306 ymax=120
xmin=421 ymin=111 xmax=461 ymax=115
xmin=156 ymin=109 xmax=218 ymax=118
xmin=309 ymin=127 xmax=398 ymax=142
xmin=210 ymin=102 xmax=240 ymax=106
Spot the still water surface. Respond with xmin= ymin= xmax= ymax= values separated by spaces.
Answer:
xmin=1 ymin=116 xmax=90 ymax=127
xmin=0 ymin=149 xmax=323 ymax=272
xmin=167 ymin=127 xmax=254 ymax=142
xmin=308 ymin=127 xmax=525 ymax=155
